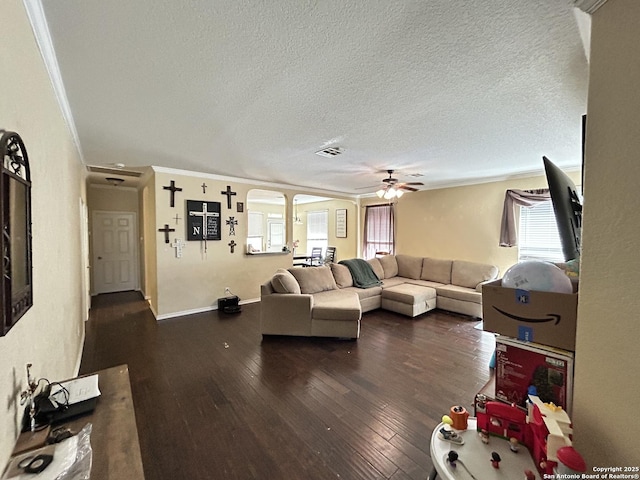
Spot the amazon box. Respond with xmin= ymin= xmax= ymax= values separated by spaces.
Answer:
xmin=482 ymin=279 xmax=578 ymax=351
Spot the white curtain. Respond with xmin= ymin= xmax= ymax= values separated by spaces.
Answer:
xmin=363 ymin=204 xmax=395 ymax=259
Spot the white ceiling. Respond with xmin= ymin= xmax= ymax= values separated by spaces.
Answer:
xmin=34 ymin=0 xmax=588 ymax=196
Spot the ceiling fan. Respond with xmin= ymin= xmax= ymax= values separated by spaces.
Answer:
xmin=375 ymin=170 xmax=424 ymax=199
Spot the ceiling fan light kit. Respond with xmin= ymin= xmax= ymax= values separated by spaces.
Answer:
xmin=375 ymin=170 xmax=422 ymax=200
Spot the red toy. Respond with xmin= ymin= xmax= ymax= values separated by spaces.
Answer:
xmin=475 ymin=394 xmax=585 ymax=477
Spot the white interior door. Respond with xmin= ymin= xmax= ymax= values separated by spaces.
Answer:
xmin=266 ymin=219 xmax=284 ymax=252
xmin=92 ymin=211 xmax=138 ymax=294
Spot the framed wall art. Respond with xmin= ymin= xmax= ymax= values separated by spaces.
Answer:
xmin=336 ymin=208 xmax=347 ymax=238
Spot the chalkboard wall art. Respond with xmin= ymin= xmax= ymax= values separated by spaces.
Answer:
xmin=187 ymin=200 xmax=221 ymax=241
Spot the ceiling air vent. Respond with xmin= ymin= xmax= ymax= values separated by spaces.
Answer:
xmin=315 ymin=147 xmax=344 ymax=158
xmin=87 ymin=166 xmax=143 ymax=177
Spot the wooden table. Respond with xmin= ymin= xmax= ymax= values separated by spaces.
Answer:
xmin=10 ymin=364 xmax=145 ymax=479
xmin=293 ymin=254 xmax=312 ymax=267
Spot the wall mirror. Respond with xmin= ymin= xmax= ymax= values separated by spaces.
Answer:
xmin=246 ymin=189 xmax=286 ymax=253
xmin=1 ymin=131 xmax=33 ymax=336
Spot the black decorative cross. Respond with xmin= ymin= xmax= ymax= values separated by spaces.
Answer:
xmin=163 ymin=180 xmax=182 ymax=207
xmin=201 ymin=183 xmax=207 ymax=194
xmin=221 ymin=185 xmax=236 ymax=209
xmin=158 ymin=224 xmax=175 ymax=243
xmin=228 ymin=240 xmax=237 ymax=253
xmin=226 ymin=216 xmax=238 ymax=236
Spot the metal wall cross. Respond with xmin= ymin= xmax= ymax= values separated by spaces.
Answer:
xmin=220 ymin=185 xmax=236 ymax=209
xmin=158 ymin=224 xmax=175 ymax=243
xmin=226 ymin=216 xmax=238 ymax=235
xmin=163 ymin=180 xmax=182 ymax=207
xmin=228 ymin=240 xmax=237 ymax=253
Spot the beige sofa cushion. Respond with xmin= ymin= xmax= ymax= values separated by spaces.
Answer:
xmin=378 ymin=255 xmax=398 ymax=278
xmin=451 ymin=260 xmax=499 ymax=289
xmin=330 ymin=263 xmax=353 ymax=288
xmin=396 ymin=255 xmax=422 ymax=280
xmin=421 ymin=257 xmax=452 ymax=284
xmin=271 ymin=268 xmax=301 ymax=294
xmin=366 ymin=258 xmax=384 ymax=280
xmin=312 ymin=290 xmax=361 ymax=321
xmin=289 ymin=266 xmax=338 ymax=294
xmin=436 ymin=284 xmax=482 ymax=304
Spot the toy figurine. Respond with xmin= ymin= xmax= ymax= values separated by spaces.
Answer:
xmin=479 ymin=429 xmax=489 ymax=444
xmin=510 ymin=437 xmax=520 ymax=452
xmin=491 ymin=452 xmax=501 ymax=469
xmin=447 ymin=450 xmax=459 ymax=467
xmin=438 ymin=427 xmax=464 ymax=445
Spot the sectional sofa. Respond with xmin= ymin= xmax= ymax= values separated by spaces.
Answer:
xmin=260 ymin=254 xmax=499 ymax=339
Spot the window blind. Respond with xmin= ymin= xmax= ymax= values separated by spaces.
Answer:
xmin=518 ymin=201 xmax=564 ymax=262
xmin=248 ymin=211 xmax=263 ymax=237
xmin=306 ymin=210 xmax=328 ymax=252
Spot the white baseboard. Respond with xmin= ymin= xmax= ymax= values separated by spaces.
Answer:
xmin=155 ymin=298 xmax=260 ymax=321
xmin=74 ymin=327 xmax=86 ymax=376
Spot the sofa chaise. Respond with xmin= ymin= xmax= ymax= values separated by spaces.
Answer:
xmin=260 ymin=254 xmax=499 ymax=339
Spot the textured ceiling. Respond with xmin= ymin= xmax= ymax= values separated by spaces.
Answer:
xmin=37 ymin=0 xmax=588 ymax=195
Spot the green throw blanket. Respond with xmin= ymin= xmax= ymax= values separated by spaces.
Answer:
xmin=339 ymin=259 xmax=382 ymax=289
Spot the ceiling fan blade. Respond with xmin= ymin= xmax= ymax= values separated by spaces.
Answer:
xmin=355 ymin=184 xmax=383 ymax=190
xmin=402 ymin=182 xmax=424 ymax=186
xmin=398 ymin=185 xmax=419 ymax=192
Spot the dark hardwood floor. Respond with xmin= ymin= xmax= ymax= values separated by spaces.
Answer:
xmin=80 ymin=291 xmax=495 ymax=480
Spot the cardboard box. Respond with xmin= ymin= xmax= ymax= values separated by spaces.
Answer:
xmin=494 ymin=336 xmax=574 ymax=415
xmin=482 ymin=279 xmax=578 ymax=351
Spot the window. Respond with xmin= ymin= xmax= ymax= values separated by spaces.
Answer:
xmin=306 ymin=210 xmax=328 ymax=254
xmin=518 ymin=201 xmax=564 ymax=262
xmin=363 ymin=204 xmax=394 ymax=259
xmin=247 ymin=211 xmax=264 ymax=252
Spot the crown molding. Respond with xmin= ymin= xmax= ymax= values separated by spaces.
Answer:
xmin=151 ymin=165 xmax=358 ymax=200
xmin=572 ymin=0 xmax=609 ymax=14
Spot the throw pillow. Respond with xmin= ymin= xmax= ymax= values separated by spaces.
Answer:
xmin=330 ymin=263 xmax=353 ymax=288
xmin=378 ymin=254 xmax=398 ymax=279
xmin=289 ymin=266 xmax=338 ymax=294
xmin=271 ymin=268 xmax=301 ymax=294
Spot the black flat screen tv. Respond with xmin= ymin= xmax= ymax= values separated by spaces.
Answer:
xmin=543 ymin=156 xmax=582 ymax=261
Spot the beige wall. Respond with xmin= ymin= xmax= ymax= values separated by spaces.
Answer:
xmin=88 ymin=184 xmax=139 ymax=213
xmin=291 ymin=197 xmax=357 ymax=262
xmin=361 ymin=171 xmax=580 ymax=276
xmin=573 ymin=0 xmax=640 ymax=465
xmin=141 ymin=176 xmax=158 ymax=313
xmin=0 ymin=0 xmax=86 ymax=467
xmin=152 ymin=171 xmax=358 ymax=317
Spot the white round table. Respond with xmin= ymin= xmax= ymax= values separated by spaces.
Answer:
xmin=429 ymin=418 xmax=539 ymax=479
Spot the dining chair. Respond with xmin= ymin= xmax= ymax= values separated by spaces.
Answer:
xmin=308 ymin=247 xmax=323 ymax=266
xmin=324 ymin=246 xmax=336 ymax=264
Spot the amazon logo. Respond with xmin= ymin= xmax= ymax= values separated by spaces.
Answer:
xmin=492 ymin=306 xmax=561 ymax=325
